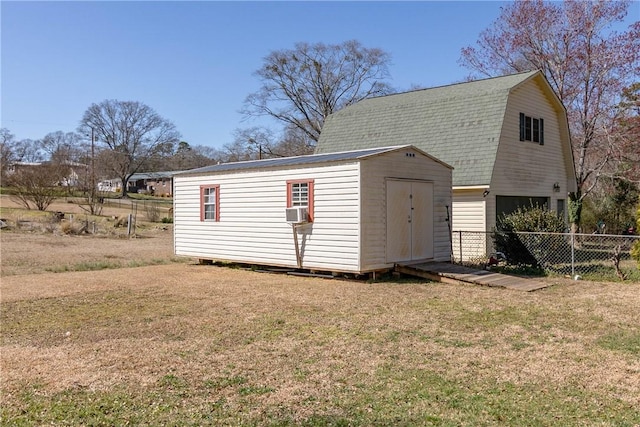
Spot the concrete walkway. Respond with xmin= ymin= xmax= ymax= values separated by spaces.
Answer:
xmin=396 ymin=261 xmax=550 ymax=292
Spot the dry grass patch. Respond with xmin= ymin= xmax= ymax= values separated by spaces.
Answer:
xmin=0 ymin=223 xmax=177 ymax=277
xmin=2 ymin=264 xmax=640 ymax=426
xmin=1 ymin=200 xmax=639 ymax=425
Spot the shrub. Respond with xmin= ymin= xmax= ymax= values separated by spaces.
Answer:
xmin=60 ymin=221 xmax=81 ymax=235
xmin=144 ymin=203 xmax=162 ymax=223
xmin=494 ymin=205 xmax=567 ymax=267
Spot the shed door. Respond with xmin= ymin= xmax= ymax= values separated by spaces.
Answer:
xmin=386 ymin=180 xmax=434 ymax=263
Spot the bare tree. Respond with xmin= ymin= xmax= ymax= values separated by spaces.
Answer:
xmin=1 ymin=129 xmax=50 ymax=185
xmin=166 ymin=141 xmax=220 ymax=170
xmin=459 ymin=0 xmax=640 ymax=231
xmin=224 ymin=127 xmax=277 ymax=161
xmin=221 ymin=125 xmax=315 ymax=163
xmin=11 ymin=138 xmax=45 ymax=163
xmin=1 ymin=128 xmax=16 ymax=183
xmin=79 ymin=100 xmax=181 ymax=198
xmin=221 ymin=139 xmax=262 ymax=163
xmin=612 ymin=83 xmax=640 ymax=183
xmin=188 ymin=145 xmax=224 ymax=167
xmin=243 ymin=40 xmax=394 ymax=146
xmin=7 ymin=163 xmax=68 ymax=211
xmin=275 ymin=125 xmax=316 ymax=157
xmin=40 ymin=131 xmax=83 ymax=165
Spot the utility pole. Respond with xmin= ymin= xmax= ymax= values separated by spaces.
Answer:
xmin=91 ymin=127 xmax=95 ymax=203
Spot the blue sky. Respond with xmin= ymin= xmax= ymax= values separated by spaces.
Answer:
xmin=2 ymin=1 xmax=638 ymax=150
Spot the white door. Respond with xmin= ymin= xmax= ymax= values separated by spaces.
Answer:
xmin=386 ymin=179 xmax=433 ymax=263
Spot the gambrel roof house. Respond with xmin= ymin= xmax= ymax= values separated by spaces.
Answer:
xmin=315 ymin=70 xmax=577 ymax=259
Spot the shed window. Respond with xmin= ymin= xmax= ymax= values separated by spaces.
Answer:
xmin=200 ymin=185 xmax=220 ymax=221
xmin=519 ymin=113 xmax=544 ymax=145
xmin=287 ymin=179 xmax=314 ymax=222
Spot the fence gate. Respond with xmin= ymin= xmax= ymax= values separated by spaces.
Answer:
xmin=386 ymin=179 xmax=433 ymax=263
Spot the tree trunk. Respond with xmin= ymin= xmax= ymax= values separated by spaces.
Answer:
xmin=568 ymin=190 xmax=582 ymax=233
xmin=120 ymin=177 xmax=129 ymax=198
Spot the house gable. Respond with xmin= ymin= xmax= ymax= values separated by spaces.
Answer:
xmin=492 ymin=73 xmax=575 ymax=193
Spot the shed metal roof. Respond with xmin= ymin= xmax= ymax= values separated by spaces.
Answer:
xmin=175 ymin=145 xmax=450 ymax=176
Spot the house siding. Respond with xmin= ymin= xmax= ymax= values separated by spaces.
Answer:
xmin=451 ymin=189 xmax=486 ymax=232
xmin=174 ymin=163 xmax=363 ymax=272
xmin=490 ymin=78 xmax=570 ymax=229
xmin=451 ymin=189 xmax=489 ymax=261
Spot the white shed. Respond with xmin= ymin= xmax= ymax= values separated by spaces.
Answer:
xmin=173 ymin=145 xmax=453 ymax=275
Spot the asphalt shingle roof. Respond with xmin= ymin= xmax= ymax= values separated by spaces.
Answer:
xmin=315 ymin=70 xmax=541 ymax=187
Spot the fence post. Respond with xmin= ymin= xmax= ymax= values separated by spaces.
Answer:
xmin=127 ymin=213 xmax=133 ymax=237
xmin=458 ymin=230 xmax=463 ymax=264
xmin=571 ymin=232 xmax=575 ymax=278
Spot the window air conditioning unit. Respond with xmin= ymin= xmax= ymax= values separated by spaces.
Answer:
xmin=286 ymin=207 xmax=308 ymax=224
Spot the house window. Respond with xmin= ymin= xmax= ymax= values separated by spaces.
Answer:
xmin=200 ymin=185 xmax=220 ymax=221
xmin=519 ymin=113 xmax=544 ymax=144
xmin=287 ymin=179 xmax=314 ymax=222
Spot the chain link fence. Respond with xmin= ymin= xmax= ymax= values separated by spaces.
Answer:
xmin=452 ymin=230 xmax=640 ymax=281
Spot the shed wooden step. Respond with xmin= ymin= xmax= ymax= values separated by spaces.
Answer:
xmin=396 ymin=262 xmax=550 ymax=292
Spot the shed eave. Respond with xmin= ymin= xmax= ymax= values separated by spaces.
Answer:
xmin=453 ymin=185 xmax=490 ymax=191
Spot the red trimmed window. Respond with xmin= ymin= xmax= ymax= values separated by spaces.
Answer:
xmin=287 ymin=179 xmax=314 ymax=222
xmin=200 ymin=185 xmax=220 ymax=221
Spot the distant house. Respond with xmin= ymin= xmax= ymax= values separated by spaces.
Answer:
xmin=173 ymin=146 xmax=453 ymax=274
xmin=127 ymin=171 xmax=182 ymax=196
xmin=7 ymin=161 xmax=87 ymax=187
xmin=97 ymin=178 xmax=122 ymax=193
xmin=7 ymin=162 xmax=43 ymax=174
xmin=315 ymin=70 xmax=577 ymax=259
xmin=98 ymin=171 xmax=182 ymax=196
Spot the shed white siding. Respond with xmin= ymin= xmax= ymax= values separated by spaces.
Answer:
xmin=360 ymin=149 xmax=452 ymax=266
xmin=173 ymin=146 xmax=452 ymax=273
xmin=174 ymin=163 xmax=362 ymax=272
